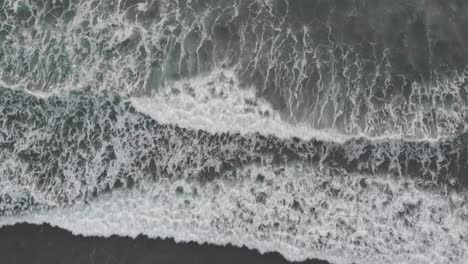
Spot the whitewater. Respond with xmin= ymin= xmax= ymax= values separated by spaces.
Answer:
xmin=1 ymin=0 xmax=468 ymax=263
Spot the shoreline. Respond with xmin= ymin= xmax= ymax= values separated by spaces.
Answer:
xmin=0 ymin=223 xmax=331 ymax=264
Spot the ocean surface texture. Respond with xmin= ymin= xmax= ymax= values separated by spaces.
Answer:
xmin=1 ymin=1 xmax=468 ymax=263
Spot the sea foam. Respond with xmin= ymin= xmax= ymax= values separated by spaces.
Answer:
xmin=1 ymin=164 xmax=467 ymax=264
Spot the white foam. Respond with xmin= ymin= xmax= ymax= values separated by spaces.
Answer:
xmin=130 ymin=69 xmax=445 ymax=143
xmin=1 ymin=165 xmax=467 ymax=264
xmin=1 ymin=69 xmax=355 ymax=143
xmin=0 ymin=1 xmax=467 ymax=263
xmin=0 ymin=70 xmax=444 ymax=143
xmin=130 ymin=69 xmax=352 ymax=142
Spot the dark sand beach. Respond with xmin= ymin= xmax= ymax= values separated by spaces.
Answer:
xmin=0 ymin=223 xmax=330 ymax=264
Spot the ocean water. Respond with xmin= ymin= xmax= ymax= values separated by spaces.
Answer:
xmin=1 ymin=0 xmax=468 ymax=263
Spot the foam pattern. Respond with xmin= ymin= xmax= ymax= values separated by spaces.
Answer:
xmin=1 ymin=1 xmax=468 ymax=264
xmin=0 ymin=87 xmax=468 ymax=264
xmin=1 ymin=165 xmax=467 ymax=264
xmin=0 ymin=86 xmax=467 ymax=210
xmin=1 ymin=0 xmax=468 ymax=137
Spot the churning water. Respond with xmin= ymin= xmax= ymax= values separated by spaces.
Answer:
xmin=1 ymin=0 xmax=468 ymax=263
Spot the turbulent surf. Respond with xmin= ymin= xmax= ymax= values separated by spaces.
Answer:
xmin=1 ymin=0 xmax=468 ymax=263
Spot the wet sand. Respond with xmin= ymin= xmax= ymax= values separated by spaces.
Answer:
xmin=0 ymin=223 xmax=330 ymax=264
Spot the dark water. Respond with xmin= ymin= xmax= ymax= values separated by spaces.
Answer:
xmin=1 ymin=1 xmax=468 ymax=263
